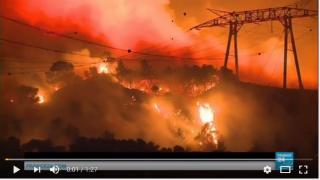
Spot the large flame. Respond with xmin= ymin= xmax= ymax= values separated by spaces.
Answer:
xmin=98 ymin=63 xmax=109 ymax=74
xmin=37 ymin=94 xmax=45 ymax=104
xmin=199 ymin=103 xmax=214 ymax=124
xmin=198 ymin=102 xmax=218 ymax=148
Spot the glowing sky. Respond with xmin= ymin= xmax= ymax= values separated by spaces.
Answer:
xmin=0 ymin=0 xmax=318 ymax=88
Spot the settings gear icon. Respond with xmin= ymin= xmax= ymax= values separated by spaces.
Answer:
xmin=263 ymin=165 xmax=272 ymax=174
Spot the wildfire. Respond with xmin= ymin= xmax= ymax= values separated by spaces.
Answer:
xmin=199 ymin=103 xmax=214 ymax=124
xmin=197 ymin=102 xmax=218 ymax=148
xmin=98 ymin=63 xmax=109 ymax=74
xmin=37 ymin=94 xmax=45 ymax=104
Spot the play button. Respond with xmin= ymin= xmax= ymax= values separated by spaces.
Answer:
xmin=13 ymin=166 xmax=20 ymax=174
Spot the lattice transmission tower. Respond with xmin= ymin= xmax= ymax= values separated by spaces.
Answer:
xmin=190 ymin=7 xmax=317 ymax=89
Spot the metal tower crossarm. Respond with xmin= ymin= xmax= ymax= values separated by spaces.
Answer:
xmin=190 ymin=7 xmax=317 ymax=29
xmin=190 ymin=7 xmax=318 ymax=89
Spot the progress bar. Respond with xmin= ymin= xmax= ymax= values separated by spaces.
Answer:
xmin=23 ymin=160 xmax=275 ymax=171
xmin=5 ymin=158 xmax=313 ymax=161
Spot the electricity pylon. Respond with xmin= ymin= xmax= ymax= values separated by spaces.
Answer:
xmin=190 ymin=7 xmax=317 ymax=89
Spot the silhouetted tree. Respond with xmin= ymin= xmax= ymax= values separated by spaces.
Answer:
xmin=46 ymin=61 xmax=78 ymax=85
xmin=151 ymin=84 xmax=160 ymax=94
xmin=0 ymin=137 xmax=22 ymax=158
xmin=173 ymin=145 xmax=185 ymax=152
xmin=116 ymin=60 xmax=128 ymax=81
xmin=200 ymin=64 xmax=217 ymax=90
xmin=16 ymin=85 xmax=39 ymax=104
xmin=115 ymin=60 xmax=138 ymax=88
xmin=140 ymin=60 xmax=152 ymax=78
xmin=140 ymin=60 xmax=154 ymax=88
xmin=84 ymin=67 xmax=99 ymax=78
xmin=22 ymin=139 xmax=65 ymax=152
xmin=219 ymin=66 xmax=238 ymax=83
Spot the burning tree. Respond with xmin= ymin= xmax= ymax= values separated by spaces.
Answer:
xmin=195 ymin=102 xmax=219 ymax=151
xmin=14 ymin=85 xmax=44 ymax=104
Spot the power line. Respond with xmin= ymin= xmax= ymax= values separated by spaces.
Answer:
xmin=0 ymin=15 xmax=125 ymax=51
xmin=0 ymin=15 xmax=223 ymax=60
xmin=255 ymin=33 xmax=283 ymax=82
xmin=0 ymin=56 xmax=99 ymax=64
xmin=0 ymin=56 xmax=221 ymax=70
xmin=1 ymin=55 xmax=223 ymax=76
xmin=4 ymin=62 xmax=101 ymax=71
xmin=0 ymin=38 xmax=224 ymax=63
xmin=1 ymin=56 xmax=223 ymax=76
xmin=2 ymin=62 xmax=101 ymax=75
xmin=0 ymin=38 xmax=92 ymax=57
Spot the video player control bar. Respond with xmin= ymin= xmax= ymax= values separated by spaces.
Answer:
xmin=24 ymin=160 xmax=275 ymax=171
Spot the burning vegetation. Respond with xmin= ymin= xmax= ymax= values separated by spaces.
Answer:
xmin=1 ymin=56 xmax=317 ymax=157
xmin=1 ymin=58 xmax=225 ymax=152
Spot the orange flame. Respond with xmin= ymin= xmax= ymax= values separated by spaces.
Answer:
xmin=197 ymin=102 xmax=218 ymax=147
xmin=37 ymin=94 xmax=45 ymax=104
xmin=98 ymin=63 xmax=109 ymax=74
xmin=199 ymin=103 xmax=214 ymax=124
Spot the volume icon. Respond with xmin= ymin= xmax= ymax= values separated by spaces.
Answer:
xmin=50 ymin=165 xmax=60 ymax=174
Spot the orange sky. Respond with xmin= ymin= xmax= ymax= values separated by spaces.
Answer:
xmin=0 ymin=0 xmax=318 ymax=89
xmin=169 ymin=0 xmax=318 ymax=89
